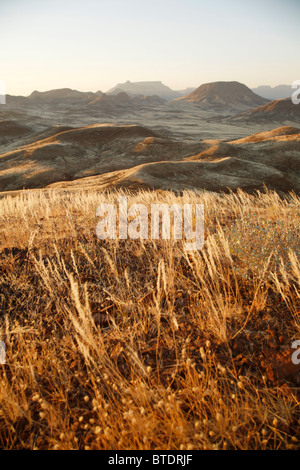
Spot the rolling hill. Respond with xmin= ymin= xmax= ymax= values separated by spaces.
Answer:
xmin=0 ymin=124 xmax=203 ymax=192
xmin=0 ymin=122 xmax=299 ymax=195
xmin=234 ymin=98 xmax=300 ymax=123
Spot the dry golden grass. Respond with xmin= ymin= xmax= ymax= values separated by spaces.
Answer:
xmin=0 ymin=187 xmax=299 ymax=450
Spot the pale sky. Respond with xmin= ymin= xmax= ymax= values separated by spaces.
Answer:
xmin=1 ymin=0 xmax=300 ymax=96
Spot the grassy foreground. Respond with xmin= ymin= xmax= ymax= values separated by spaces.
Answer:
xmin=0 ymin=187 xmax=299 ymax=450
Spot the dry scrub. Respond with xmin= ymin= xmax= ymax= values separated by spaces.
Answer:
xmin=0 ymin=187 xmax=299 ymax=450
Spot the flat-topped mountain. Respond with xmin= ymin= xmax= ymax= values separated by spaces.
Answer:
xmin=177 ymin=81 xmax=269 ymax=109
xmin=106 ymin=80 xmax=192 ymax=100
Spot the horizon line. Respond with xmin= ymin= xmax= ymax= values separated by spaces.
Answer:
xmin=5 ymin=80 xmax=294 ymax=98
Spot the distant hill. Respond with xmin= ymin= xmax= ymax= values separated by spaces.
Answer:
xmin=89 ymin=91 xmax=133 ymax=106
xmin=88 ymin=91 xmax=166 ymax=107
xmin=177 ymin=81 xmax=269 ymax=109
xmin=106 ymin=81 xmax=192 ymax=100
xmin=28 ymin=88 xmax=96 ymax=104
xmin=177 ymin=87 xmax=195 ymax=96
xmin=252 ymin=85 xmax=292 ymax=100
xmin=5 ymin=88 xmax=166 ymax=109
xmin=234 ymin=98 xmax=300 ymax=123
xmin=6 ymin=94 xmax=27 ymax=106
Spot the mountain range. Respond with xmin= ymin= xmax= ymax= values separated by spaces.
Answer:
xmin=6 ymin=88 xmax=166 ymax=108
xmin=251 ymin=85 xmax=293 ymax=100
xmin=4 ymin=81 xmax=295 ymax=109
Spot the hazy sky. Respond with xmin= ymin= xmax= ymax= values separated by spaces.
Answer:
xmin=1 ymin=0 xmax=300 ymax=95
